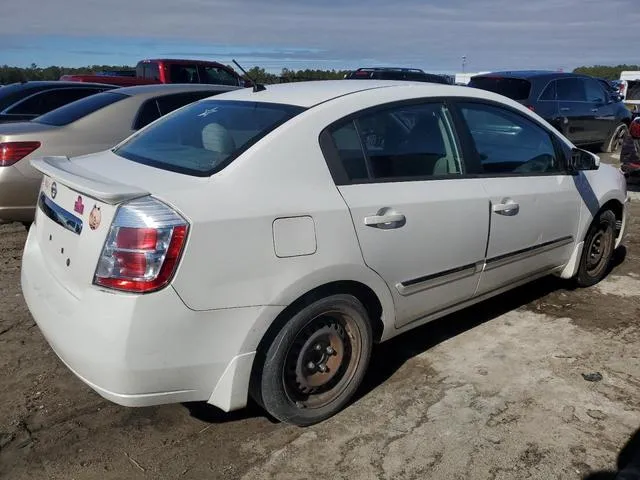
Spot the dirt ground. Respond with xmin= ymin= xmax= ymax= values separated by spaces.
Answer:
xmin=1 ymin=154 xmax=639 ymax=480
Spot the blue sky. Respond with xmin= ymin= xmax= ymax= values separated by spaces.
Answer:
xmin=1 ymin=0 xmax=638 ymax=73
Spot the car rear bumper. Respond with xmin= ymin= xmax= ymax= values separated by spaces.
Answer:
xmin=21 ymin=227 xmax=281 ymax=409
xmin=0 ymin=166 xmax=40 ymax=223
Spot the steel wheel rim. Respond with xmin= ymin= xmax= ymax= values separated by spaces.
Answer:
xmin=283 ymin=310 xmax=362 ymax=410
xmin=586 ymin=223 xmax=613 ymax=277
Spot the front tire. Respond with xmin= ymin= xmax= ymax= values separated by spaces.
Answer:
xmin=254 ymin=294 xmax=373 ymax=426
xmin=602 ymin=123 xmax=628 ymax=153
xmin=575 ymin=209 xmax=616 ymax=287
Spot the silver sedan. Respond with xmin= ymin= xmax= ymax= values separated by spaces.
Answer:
xmin=0 ymin=83 xmax=239 ymax=224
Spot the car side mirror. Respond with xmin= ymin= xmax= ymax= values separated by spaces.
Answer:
xmin=569 ymin=148 xmax=600 ymax=172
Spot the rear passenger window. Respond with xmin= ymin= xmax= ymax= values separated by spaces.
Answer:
xmin=133 ymin=99 xmax=162 ymax=129
xmin=329 ymin=103 xmax=463 ymax=182
xmin=539 ymin=81 xmax=556 ymax=101
xmin=459 ymin=102 xmax=561 ymax=174
xmin=557 ymin=78 xmax=587 ymax=102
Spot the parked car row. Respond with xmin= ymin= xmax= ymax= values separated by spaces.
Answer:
xmin=16 ymin=78 xmax=629 ymax=427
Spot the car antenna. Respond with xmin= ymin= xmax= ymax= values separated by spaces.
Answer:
xmin=233 ymin=59 xmax=266 ymax=92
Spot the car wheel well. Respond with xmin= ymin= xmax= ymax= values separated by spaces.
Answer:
xmin=265 ymin=281 xmax=384 ymax=349
xmin=248 ymin=281 xmax=385 ymax=408
xmin=598 ymin=199 xmax=623 ymax=237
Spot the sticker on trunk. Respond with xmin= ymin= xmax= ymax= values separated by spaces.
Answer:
xmin=74 ymin=196 xmax=85 ymax=215
xmin=89 ymin=205 xmax=102 ymax=230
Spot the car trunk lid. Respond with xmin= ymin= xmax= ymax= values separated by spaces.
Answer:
xmin=29 ymin=153 xmax=201 ymax=298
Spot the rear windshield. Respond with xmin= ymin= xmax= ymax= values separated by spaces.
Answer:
xmin=468 ymin=77 xmax=532 ymax=101
xmin=627 ymin=81 xmax=640 ymax=101
xmin=113 ymin=100 xmax=305 ymax=176
xmin=34 ymin=91 xmax=128 ymax=126
xmin=0 ymin=84 xmax=45 ymax=111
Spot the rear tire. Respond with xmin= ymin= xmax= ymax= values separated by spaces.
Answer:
xmin=575 ymin=209 xmax=616 ymax=287
xmin=253 ymin=294 xmax=373 ymax=426
xmin=602 ymin=123 xmax=628 ymax=153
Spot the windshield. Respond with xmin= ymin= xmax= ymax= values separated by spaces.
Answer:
xmin=113 ymin=100 xmax=305 ymax=176
xmin=469 ymin=77 xmax=532 ymax=101
xmin=34 ymin=91 xmax=128 ymax=126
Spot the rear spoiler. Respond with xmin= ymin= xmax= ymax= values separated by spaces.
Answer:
xmin=31 ymin=156 xmax=149 ymax=205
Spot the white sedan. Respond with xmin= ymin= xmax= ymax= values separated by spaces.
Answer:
xmin=21 ymin=80 xmax=629 ymax=426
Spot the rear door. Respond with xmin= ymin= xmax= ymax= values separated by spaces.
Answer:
xmin=321 ymin=100 xmax=490 ymax=327
xmin=556 ymin=77 xmax=590 ymax=144
xmin=452 ymin=100 xmax=580 ymax=295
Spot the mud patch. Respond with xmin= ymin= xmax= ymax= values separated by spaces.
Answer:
xmin=596 ymin=275 xmax=640 ymax=298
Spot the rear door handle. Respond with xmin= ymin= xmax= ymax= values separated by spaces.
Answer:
xmin=364 ymin=211 xmax=406 ymax=228
xmin=492 ymin=200 xmax=519 ymax=216
xmin=560 ymin=107 xmax=571 ymax=112
xmin=591 ymin=108 xmax=599 ymax=113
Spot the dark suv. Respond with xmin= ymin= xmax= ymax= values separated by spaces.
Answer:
xmin=345 ymin=67 xmax=451 ymax=85
xmin=469 ymin=71 xmax=632 ymax=152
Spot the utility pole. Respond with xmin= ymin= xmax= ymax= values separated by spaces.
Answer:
xmin=461 ymin=55 xmax=467 ymax=73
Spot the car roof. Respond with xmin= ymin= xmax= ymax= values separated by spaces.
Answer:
xmin=138 ymin=58 xmax=228 ymax=67
xmin=353 ymin=67 xmax=426 ymax=73
xmin=473 ymin=70 xmax=584 ymax=80
xmin=210 ymin=80 xmax=508 ymax=108
xmin=112 ymin=83 xmax=240 ymax=97
xmin=2 ymin=80 xmax=117 ymax=89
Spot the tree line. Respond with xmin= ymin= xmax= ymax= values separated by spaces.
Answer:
xmin=2 ymin=63 xmax=640 ymax=85
xmin=0 ymin=63 xmax=350 ymax=85
xmin=573 ymin=64 xmax=640 ymax=81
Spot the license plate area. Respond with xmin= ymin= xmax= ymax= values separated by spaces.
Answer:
xmin=38 ymin=193 xmax=83 ymax=235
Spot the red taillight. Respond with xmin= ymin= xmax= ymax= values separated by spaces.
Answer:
xmin=94 ymin=197 xmax=188 ymax=293
xmin=116 ymin=227 xmax=157 ymax=250
xmin=0 ymin=141 xmax=41 ymax=166
xmin=630 ymin=121 xmax=640 ymax=139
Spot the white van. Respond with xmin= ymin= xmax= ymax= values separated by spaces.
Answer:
xmin=619 ymin=71 xmax=640 ymax=111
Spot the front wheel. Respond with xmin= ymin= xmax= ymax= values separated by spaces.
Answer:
xmin=575 ymin=209 xmax=616 ymax=287
xmin=254 ymin=294 xmax=373 ymax=426
xmin=602 ymin=123 xmax=628 ymax=153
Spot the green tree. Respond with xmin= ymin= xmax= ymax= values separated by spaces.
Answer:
xmin=573 ymin=64 xmax=640 ymax=80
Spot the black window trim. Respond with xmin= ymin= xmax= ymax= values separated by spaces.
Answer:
xmin=448 ymin=97 xmax=572 ymax=178
xmin=536 ymin=79 xmax=558 ymax=102
xmin=114 ymin=100 xmax=307 ymax=178
xmin=319 ymin=95 xmax=575 ymax=186
xmin=131 ymin=97 xmax=162 ymax=130
xmin=1 ymin=86 xmax=107 ymax=114
xmin=319 ymin=96 xmax=469 ymax=186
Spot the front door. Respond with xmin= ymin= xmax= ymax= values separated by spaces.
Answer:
xmin=323 ymin=101 xmax=490 ymax=327
xmin=556 ymin=77 xmax=590 ymax=144
xmin=454 ymin=101 xmax=581 ymax=295
xmin=584 ymin=77 xmax=618 ymax=144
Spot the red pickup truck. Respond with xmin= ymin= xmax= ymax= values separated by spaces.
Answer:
xmin=61 ymin=59 xmax=251 ymax=87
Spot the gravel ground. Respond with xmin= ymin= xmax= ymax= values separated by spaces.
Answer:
xmin=0 ymin=154 xmax=638 ymax=480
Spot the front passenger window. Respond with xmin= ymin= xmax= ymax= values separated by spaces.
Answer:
xmin=460 ymin=102 xmax=561 ymax=174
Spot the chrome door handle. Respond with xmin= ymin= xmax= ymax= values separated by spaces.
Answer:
xmin=492 ymin=200 xmax=519 ymax=216
xmin=560 ymin=107 xmax=571 ymax=112
xmin=364 ymin=212 xmax=406 ymax=228
xmin=591 ymin=108 xmax=599 ymax=113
